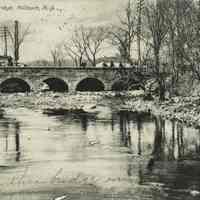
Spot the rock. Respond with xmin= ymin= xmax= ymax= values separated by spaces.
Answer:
xmin=43 ymin=108 xmax=69 ymax=115
xmin=143 ymin=93 xmax=154 ymax=101
xmin=54 ymin=195 xmax=67 ymax=200
xmin=190 ymin=190 xmax=200 ymax=197
xmin=173 ymin=97 xmax=180 ymax=103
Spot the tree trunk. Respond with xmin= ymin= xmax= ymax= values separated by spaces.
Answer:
xmin=155 ymin=49 xmax=165 ymax=101
xmin=153 ymin=116 xmax=165 ymax=161
xmin=92 ymin=55 xmax=96 ymax=67
xmin=79 ymin=56 xmax=82 ymax=67
xmin=159 ymin=79 xmax=165 ymax=101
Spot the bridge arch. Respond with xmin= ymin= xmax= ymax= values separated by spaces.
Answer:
xmin=0 ymin=78 xmax=31 ymax=93
xmin=111 ymin=79 xmax=143 ymax=91
xmin=76 ymin=78 xmax=105 ymax=92
xmin=42 ymin=77 xmax=68 ymax=92
xmin=111 ymin=80 xmax=129 ymax=91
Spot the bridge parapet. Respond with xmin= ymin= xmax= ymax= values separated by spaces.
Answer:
xmin=0 ymin=66 xmax=150 ymax=72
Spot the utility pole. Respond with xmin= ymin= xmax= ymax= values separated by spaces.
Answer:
xmin=175 ymin=0 xmax=184 ymax=73
xmin=137 ymin=0 xmax=144 ymax=68
xmin=3 ymin=26 xmax=8 ymax=56
xmin=14 ymin=20 xmax=19 ymax=66
xmin=198 ymin=0 xmax=200 ymax=53
xmin=197 ymin=0 xmax=200 ymax=68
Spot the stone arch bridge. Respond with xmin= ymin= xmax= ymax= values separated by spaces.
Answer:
xmin=0 ymin=67 xmax=150 ymax=93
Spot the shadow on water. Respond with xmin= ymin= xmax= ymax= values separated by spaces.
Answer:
xmin=112 ymin=110 xmax=200 ymax=193
xmin=1 ymin=109 xmax=200 ymax=199
xmin=15 ymin=121 xmax=20 ymax=162
xmin=52 ymin=109 xmax=200 ymax=162
xmin=119 ymin=111 xmax=132 ymax=148
xmin=151 ymin=116 xmax=200 ymax=162
xmin=0 ymin=117 xmax=21 ymax=166
xmin=118 ymin=111 xmax=153 ymax=153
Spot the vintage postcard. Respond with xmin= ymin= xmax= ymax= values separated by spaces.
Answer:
xmin=0 ymin=0 xmax=200 ymax=200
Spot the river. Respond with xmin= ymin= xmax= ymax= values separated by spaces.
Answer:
xmin=0 ymin=107 xmax=200 ymax=200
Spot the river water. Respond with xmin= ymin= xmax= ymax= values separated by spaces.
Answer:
xmin=0 ymin=107 xmax=200 ymax=200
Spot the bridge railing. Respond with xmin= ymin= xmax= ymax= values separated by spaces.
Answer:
xmin=0 ymin=65 xmax=153 ymax=74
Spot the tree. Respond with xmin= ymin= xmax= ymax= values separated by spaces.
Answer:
xmin=50 ymin=44 xmax=64 ymax=66
xmin=109 ymin=0 xmax=137 ymax=63
xmin=143 ymin=0 xmax=170 ymax=100
xmin=81 ymin=26 xmax=107 ymax=66
xmin=149 ymin=0 xmax=199 ymax=97
xmin=63 ymin=27 xmax=85 ymax=67
xmin=65 ymin=26 xmax=106 ymax=67
xmin=7 ymin=21 xmax=31 ymax=65
xmin=136 ymin=0 xmax=145 ymax=67
xmin=164 ymin=0 xmax=193 ymax=94
xmin=180 ymin=0 xmax=200 ymax=80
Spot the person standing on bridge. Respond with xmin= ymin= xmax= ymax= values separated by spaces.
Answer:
xmin=119 ymin=62 xmax=124 ymax=68
xmin=102 ymin=62 xmax=108 ymax=68
xmin=110 ymin=61 xmax=115 ymax=68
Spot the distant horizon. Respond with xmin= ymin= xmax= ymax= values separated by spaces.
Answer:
xmin=0 ymin=0 xmax=129 ymax=62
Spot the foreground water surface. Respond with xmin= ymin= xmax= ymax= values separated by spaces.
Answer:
xmin=0 ymin=107 xmax=200 ymax=200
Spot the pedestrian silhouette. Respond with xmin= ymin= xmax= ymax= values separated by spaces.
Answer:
xmin=102 ymin=62 xmax=108 ymax=67
xmin=110 ymin=60 xmax=115 ymax=68
xmin=119 ymin=62 xmax=124 ymax=68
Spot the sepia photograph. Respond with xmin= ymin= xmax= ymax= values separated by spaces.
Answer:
xmin=0 ymin=0 xmax=200 ymax=199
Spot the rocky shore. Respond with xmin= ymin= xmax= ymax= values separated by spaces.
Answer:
xmin=1 ymin=91 xmax=200 ymax=129
xmin=0 ymin=91 xmax=144 ymax=110
xmin=124 ymin=96 xmax=200 ymax=129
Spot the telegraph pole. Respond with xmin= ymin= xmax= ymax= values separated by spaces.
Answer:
xmin=3 ymin=26 xmax=8 ymax=56
xmin=137 ymin=0 xmax=144 ymax=68
xmin=14 ymin=20 xmax=19 ymax=66
xmin=198 ymin=0 xmax=200 ymax=53
xmin=197 ymin=0 xmax=200 ymax=68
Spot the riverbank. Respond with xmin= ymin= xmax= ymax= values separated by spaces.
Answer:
xmin=124 ymin=96 xmax=200 ymax=129
xmin=0 ymin=91 xmax=144 ymax=110
xmin=0 ymin=91 xmax=200 ymax=129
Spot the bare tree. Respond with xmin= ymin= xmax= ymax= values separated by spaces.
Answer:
xmin=64 ymin=26 xmax=106 ymax=67
xmin=144 ymin=0 xmax=170 ymax=100
xmin=81 ymin=26 xmax=107 ymax=66
xmin=63 ymin=27 xmax=85 ymax=67
xmin=7 ymin=21 xmax=31 ymax=64
xmin=109 ymin=0 xmax=137 ymax=63
xmin=180 ymin=0 xmax=200 ymax=80
xmin=51 ymin=49 xmax=59 ymax=66
xmin=136 ymin=0 xmax=145 ymax=67
xmin=50 ymin=45 xmax=64 ymax=66
xmin=164 ymin=0 xmax=197 ymax=95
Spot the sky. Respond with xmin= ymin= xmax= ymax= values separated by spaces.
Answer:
xmin=0 ymin=0 xmax=128 ymax=62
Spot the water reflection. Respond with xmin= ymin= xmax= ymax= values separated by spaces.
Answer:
xmin=119 ymin=111 xmax=132 ymax=148
xmin=153 ymin=116 xmax=165 ymax=161
xmin=0 ymin=117 xmax=21 ymax=164
xmin=117 ymin=111 xmax=154 ymax=156
xmin=39 ymin=110 xmax=200 ymax=162
xmin=1 ymin=110 xmax=200 ymax=163
xmin=137 ymin=114 xmax=143 ymax=155
xmin=151 ymin=116 xmax=200 ymax=161
xmin=15 ymin=122 xmax=20 ymax=162
xmin=80 ymin=114 xmax=88 ymax=132
xmin=0 ymin=109 xmax=200 ymax=200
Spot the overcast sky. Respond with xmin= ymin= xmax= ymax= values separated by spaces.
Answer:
xmin=0 ymin=0 xmax=128 ymax=62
